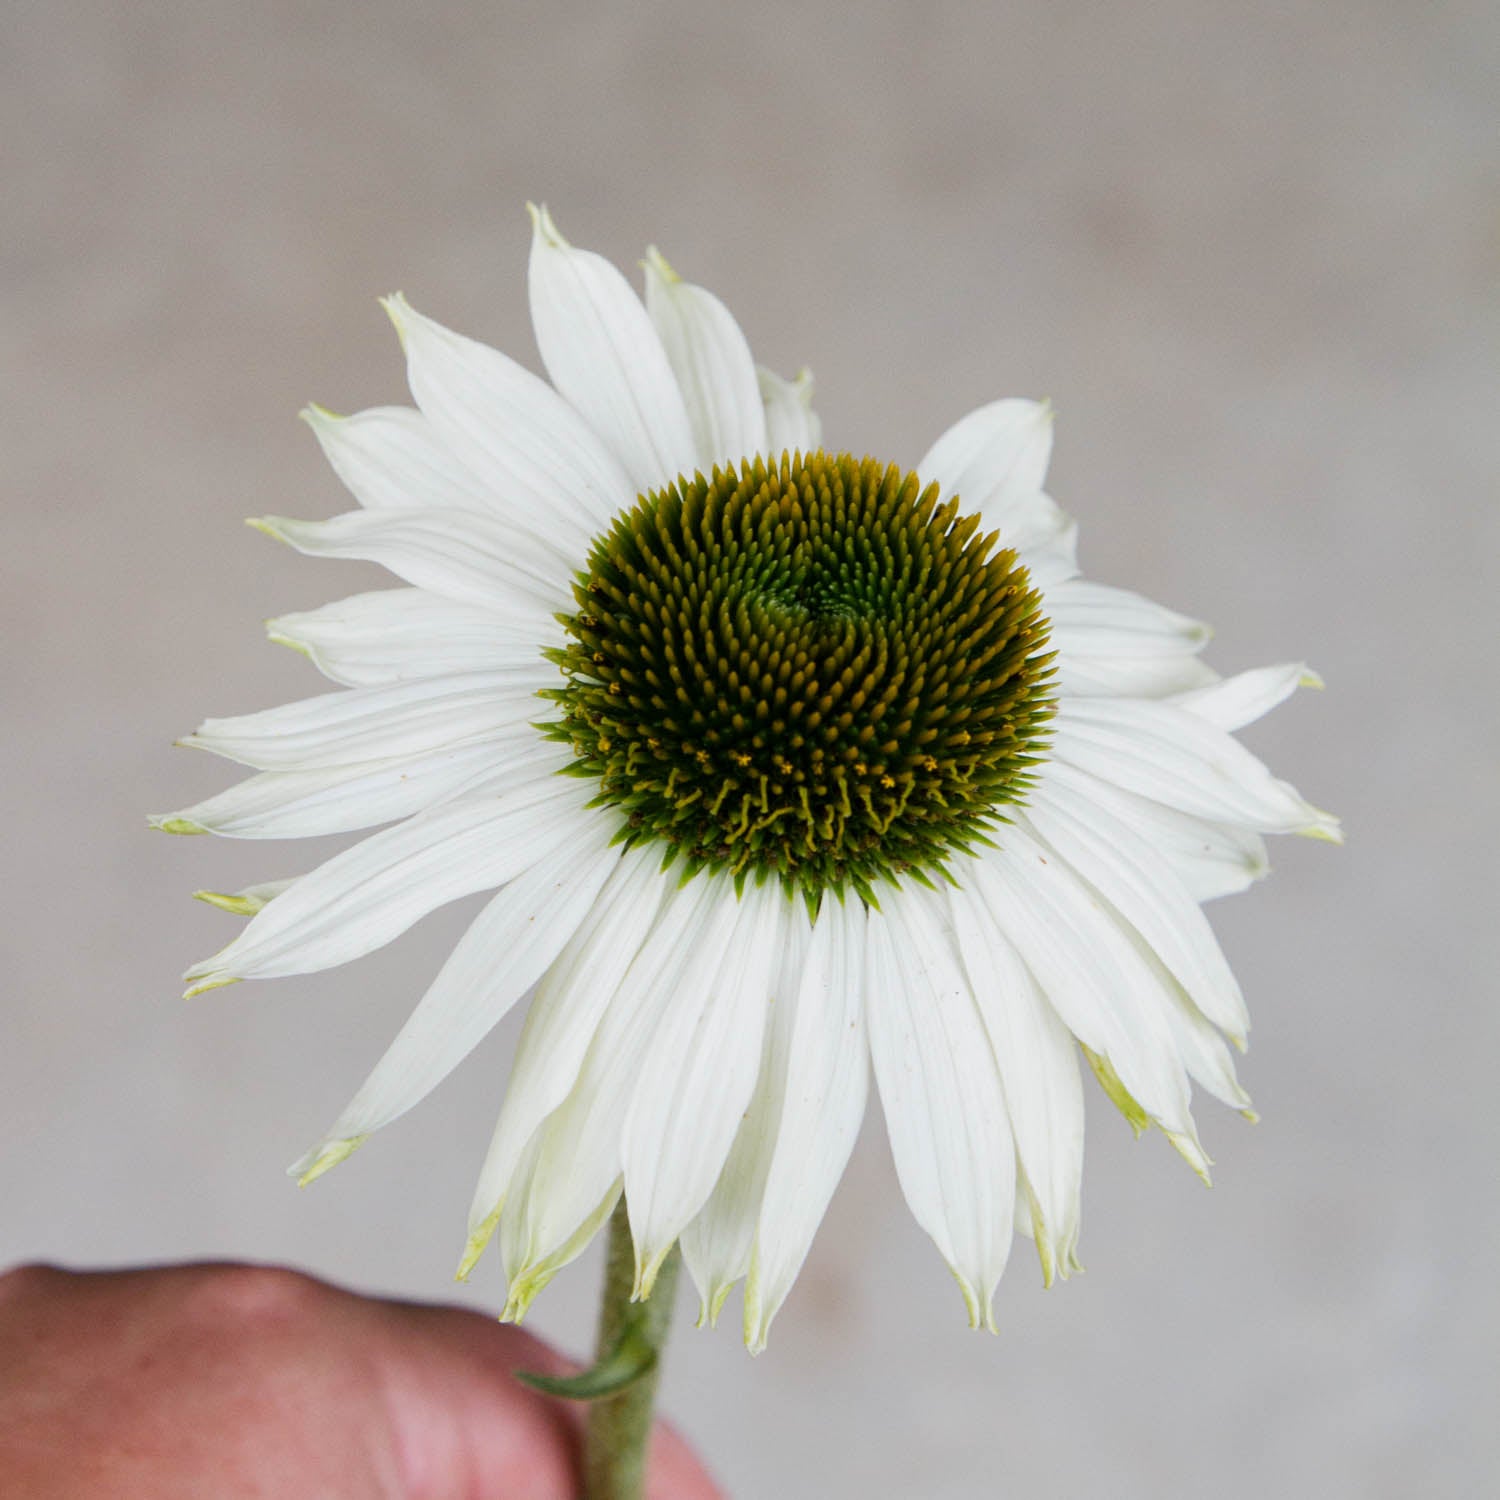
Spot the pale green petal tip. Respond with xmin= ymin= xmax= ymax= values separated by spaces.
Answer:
xmin=527 ymin=201 xmax=567 ymax=249
xmin=1082 ymin=1045 xmax=1151 ymax=1137
xmin=192 ymin=890 xmax=259 ymax=916
xmin=182 ymin=974 xmax=241 ymax=1001
xmin=643 ymin=245 xmax=680 ymax=285
xmin=265 ymin=627 xmax=312 ymax=660
xmin=456 ymin=1205 xmax=502 ymax=1282
xmin=947 ymin=1266 xmax=996 ymax=1335
xmin=1300 ymin=807 xmax=1344 ymax=845
xmin=150 ymin=815 xmax=207 ymax=836
xmin=631 ymin=1242 xmax=674 ymax=1303
xmin=696 ymin=1280 xmax=735 ymax=1331
xmin=1299 ymin=665 xmax=1326 ymax=690
xmin=500 ymin=1265 xmax=556 ymax=1325
xmin=1165 ymin=1129 xmax=1214 ymax=1187
xmin=246 ymin=515 xmax=290 ymax=543
xmin=378 ymin=292 xmax=412 ymax=350
xmin=1240 ymin=1106 xmax=1262 ymax=1125
xmin=293 ymin=1134 xmax=368 ymax=1188
xmin=299 ymin=402 xmax=346 ymax=430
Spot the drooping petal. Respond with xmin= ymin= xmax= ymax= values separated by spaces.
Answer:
xmin=1038 ymin=759 xmax=1269 ymax=903
xmin=743 ymin=897 xmax=870 ymax=1353
xmin=462 ymin=844 xmax=667 ymax=1272
xmin=757 ymin=365 xmax=821 ymax=456
xmin=622 ymin=879 xmax=784 ymax=1298
xmin=527 ymin=206 xmax=696 ymax=493
xmin=496 ymin=874 xmax=735 ymax=1315
xmin=1053 ymin=697 xmax=1342 ymax=840
xmin=251 ymin=509 xmax=570 ymax=617
xmin=300 ymin=404 xmax=498 ymax=515
xmin=290 ymin=825 xmax=621 ymax=1182
xmin=945 ymin=880 xmax=1085 ymax=1286
xmin=181 ymin=768 xmax=589 ymax=992
xmin=268 ymin=589 xmax=550 ymax=688
xmin=643 ymin=248 xmax=767 ymax=470
xmin=679 ymin=903 xmax=810 ymax=1326
xmin=1025 ymin=779 xmax=1250 ymax=1041
xmin=382 ymin=293 xmax=633 ymax=534
xmin=179 ymin=672 xmax=548 ymax=772
xmin=918 ymin=399 xmax=1070 ymax=557
xmin=152 ymin=742 xmax=516 ymax=839
xmin=962 ymin=828 xmax=1197 ymax=1141
xmin=1170 ymin=662 xmax=1323 ymax=731
xmin=865 ymin=885 xmax=1016 ymax=1332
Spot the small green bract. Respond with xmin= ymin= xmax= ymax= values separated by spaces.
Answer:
xmin=544 ymin=450 xmax=1056 ymax=905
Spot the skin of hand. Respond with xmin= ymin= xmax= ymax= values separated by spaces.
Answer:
xmin=0 ymin=1261 xmax=723 ymax=1500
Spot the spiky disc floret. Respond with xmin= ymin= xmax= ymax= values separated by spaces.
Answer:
xmin=544 ymin=451 xmax=1056 ymax=903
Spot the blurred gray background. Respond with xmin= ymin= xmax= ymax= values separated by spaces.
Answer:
xmin=3 ymin=1 xmax=1496 ymax=1495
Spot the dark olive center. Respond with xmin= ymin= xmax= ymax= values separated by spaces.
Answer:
xmin=542 ymin=451 xmax=1055 ymax=905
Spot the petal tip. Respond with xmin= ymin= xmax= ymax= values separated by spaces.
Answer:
xmin=150 ymin=814 xmax=206 ymax=835
xmin=291 ymin=1134 xmax=368 ymax=1188
xmin=527 ymin=201 xmax=566 ymax=249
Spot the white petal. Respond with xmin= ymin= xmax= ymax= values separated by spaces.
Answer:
xmin=945 ymin=881 xmax=1085 ymax=1286
xmin=743 ymin=897 xmax=870 ymax=1353
xmin=290 ymin=826 xmax=620 ymax=1180
xmin=643 ymin=248 xmax=767 ymax=470
xmin=865 ymin=885 xmax=1016 ymax=1332
xmin=153 ymin=742 xmax=513 ymax=839
xmin=268 ymin=588 xmax=552 ymax=688
xmin=497 ymin=874 xmax=733 ymax=1305
xmin=1055 ymin=652 xmax=1219 ymax=698
xmin=757 ymin=365 xmax=821 ymax=456
xmin=463 ymin=844 xmax=667 ymax=1261
xmin=383 ymin=293 xmax=633 ymax=534
xmin=961 ymin=830 xmax=1196 ymax=1137
xmin=918 ymin=399 xmax=1068 ymax=556
xmin=1045 ymin=579 xmax=1211 ymax=658
xmin=1025 ymin=778 xmax=1250 ymax=1041
xmin=679 ymin=902 xmax=810 ymax=1326
xmin=527 ymin=206 xmax=696 ymax=492
xmin=1046 ymin=579 xmax=1214 ymax=697
xmin=252 ymin=509 xmax=570 ymax=617
xmin=301 ymin=404 xmax=498 ymax=515
xmin=1053 ymin=697 xmax=1341 ymax=840
xmin=623 ymin=880 xmax=784 ymax=1296
xmin=182 ymin=771 xmax=592 ymax=991
xmin=180 ymin=672 xmax=548 ymax=772
xmin=1040 ymin=759 xmax=1269 ymax=902
xmin=1170 ymin=661 xmax=1322 ymax=731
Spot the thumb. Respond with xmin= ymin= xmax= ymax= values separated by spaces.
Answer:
xmin=372 ymin=1302 xmax=724 ymax=1500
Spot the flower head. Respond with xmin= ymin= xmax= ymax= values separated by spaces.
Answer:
xmin=157 ymin=206 xmax=1337 ymax=1350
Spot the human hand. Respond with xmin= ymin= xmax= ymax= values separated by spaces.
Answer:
xmin=0 ymin=1261 xmax=722 ymax=1499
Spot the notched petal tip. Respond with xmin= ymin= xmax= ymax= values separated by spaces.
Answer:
xmin=290 ymin=1134 xmax=369 ymax=1188
xmin=298 ymin=402 xmax=346 ymax=429
xmin=182 ymin=974 xmax=241 ymax=1001
xmin=527 ymin=201 xmax=567 ymax=248
xmin=631 ymin=1242 xmax=675 ymax=1303
xmin=1299 ymin=807 xmax=1344 ymax=845
xmin=1164 ymin=1128 xmax=1214 ymax=1187
xmin=642 ymin=244 xmax=680 ymax=285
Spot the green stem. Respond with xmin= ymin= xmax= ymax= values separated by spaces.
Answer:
xmin=583 ymin=1198 xmax=680 ymax=1500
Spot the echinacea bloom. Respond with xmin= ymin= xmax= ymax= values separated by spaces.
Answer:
xmin=158 ymin=206 xmax=1338 ymax=1351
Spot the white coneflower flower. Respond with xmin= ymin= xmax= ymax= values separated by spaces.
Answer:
xmin=157 ymin=206 xmax=1338 ymax=1352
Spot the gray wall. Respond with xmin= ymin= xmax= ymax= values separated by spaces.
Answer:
xmin=3 ymin=2 xmax=1495 ymax=1494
